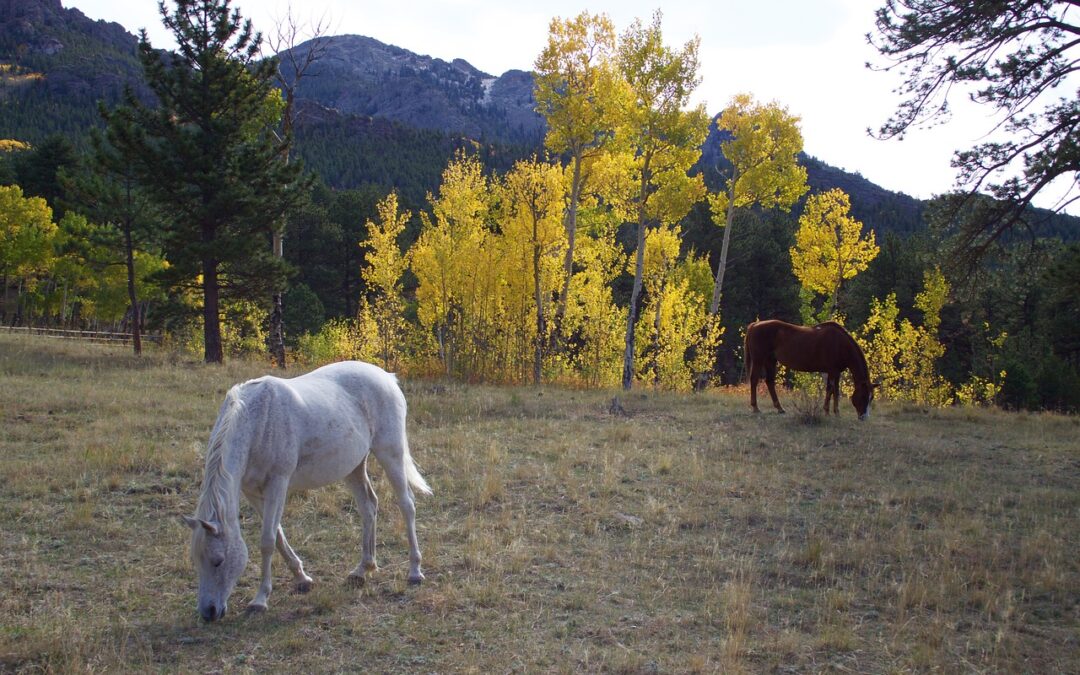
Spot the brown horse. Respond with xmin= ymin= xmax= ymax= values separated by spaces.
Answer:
xmin=744 ymin=319 xmax=874 ymax=420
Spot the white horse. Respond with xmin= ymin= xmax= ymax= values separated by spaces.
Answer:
xmin=182 ymin=361 xmax=431 ymax=621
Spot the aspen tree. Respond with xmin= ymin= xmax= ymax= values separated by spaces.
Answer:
xmin=708 ymin=93 xmax=807 ymax=315
xmin=790 ymin=188 xmax=879 ymax=318
xmin=534 ymin=12 xmax=623 ymax=349
xmin=616 ymin=11 xmax=709 ymax=390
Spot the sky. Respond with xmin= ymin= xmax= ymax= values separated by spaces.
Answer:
xmin=68 ymin=0 xmax=1077 ymax=214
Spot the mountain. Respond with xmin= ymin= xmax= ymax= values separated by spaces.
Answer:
xmin=800 ymin=155 xmax=925 ymax=235
xmin=290 ymin=99 xmax=530 ymax=206
xmin=3 ymin=0 xmax=1076 ymax=239
xmin=284 ymin=35 xmax=543 ymax=147
xmin=0 ymin=0 xmax=143 ymax=141
xmin=696 ymin=121 xmax=927 ymax=235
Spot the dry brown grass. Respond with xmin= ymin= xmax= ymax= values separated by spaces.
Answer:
xmin=1 ymin=333 xmax=1078 ymax=672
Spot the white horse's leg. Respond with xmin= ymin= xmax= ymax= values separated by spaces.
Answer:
xmin=248 ymin=478 xmax=288 ymax=612
xmin=245 ymin=490 xmax=313 ymax=592
xmin=374 ymin=442 xmax=424 ymax=585
xmin=345 ymin=457 xmax=379 ymax=586
xmin=275 ymin=527 xmax=314 ymax=593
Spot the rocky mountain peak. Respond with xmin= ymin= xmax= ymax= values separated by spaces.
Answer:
xmin=285 ymin=33 xmax=543 ymax=145
xmin=0 ymin=0 xmax=135 ymax=57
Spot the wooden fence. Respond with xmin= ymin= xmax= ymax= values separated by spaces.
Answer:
xmin=1 ymin=326 xmax=162 ymax=345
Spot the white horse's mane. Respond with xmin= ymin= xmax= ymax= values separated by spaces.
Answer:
xmin=195 ymin=385 xmax=245 ymax=524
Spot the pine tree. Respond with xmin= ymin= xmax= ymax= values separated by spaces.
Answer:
xmin=870 ymin=0 xmax=1080 ymax=263
xmin=104 ymin=0 xmax=307 ymax=363
xmin=60 ymin=127 xmax=161 ymax=354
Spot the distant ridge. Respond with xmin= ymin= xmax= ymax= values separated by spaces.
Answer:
xmin=2 ymin=0 xmax=1077 ymax=237
xmin=0 ymin=0 xmax=143 ymax=140
xmin=283 ymin=34 xmax=544 ymax=146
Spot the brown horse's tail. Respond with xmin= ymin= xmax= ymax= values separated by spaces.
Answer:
xmin=743 ymin=322 xmax=755 ymax=383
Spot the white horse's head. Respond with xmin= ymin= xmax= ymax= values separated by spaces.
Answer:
xmin=182 ymin=516 xmax=248 ymax=621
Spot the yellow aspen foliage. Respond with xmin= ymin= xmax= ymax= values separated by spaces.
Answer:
xmin=495 ymin=157 xmax=567 ymax=383
xmin=616 ymin=11 xmax=710 ymax=389
xmin=560 ymin=206 xmax=626 ymax=387
xmin=709 ymin=94 xmax=808 ymax=214
xmin=0 ymin=139 xmax=31 ymax=153
xmin=0 ymin=184 xmax=57 ymax=285
xmin=410 ymin=151 xmax=491 ymax=375
xmin=856 ymin=268 xmax=953 ymax=406
xmin=534 ymin=12 xmax=627 ymax=345
xmin=534 ymin=12 xmax=620 ymax=160
xmin=359 ymin=192 xmax=411 ymax=371
xmin=955 ymin=371 xmax=1006 ymax=406
xmin=707 ymin=93 xmax=808 ymax=314
xmin=790 ymin=188 xmax=879 ymax=317
xmin=362 ymin=192 xmax=410 ymax=298
xmin=635 ymin=225 xmax=714 ymax=390
xmin=900 ymin=267 xmax=952 ymax=406
xmin=295 ymin=318 xmax=368 ymax=365
xmin=858 ymin=293 xmax=903 ymax=398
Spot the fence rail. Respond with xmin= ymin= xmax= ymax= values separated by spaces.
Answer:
xmin=1 ymin=326 xmax=162 ymax=345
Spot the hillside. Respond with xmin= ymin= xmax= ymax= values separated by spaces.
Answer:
xmin=284 ymin=34 xmax=543 ymax=147
xmin=0 ymin=0 xmax=143 ymax=141
xmin=291 ymin=100 xmax=536 ymax=206
xmin=0 ymin=0 xmax=934 ymax=234
xmin=3 ymin=0 xmax=1078 ymax=240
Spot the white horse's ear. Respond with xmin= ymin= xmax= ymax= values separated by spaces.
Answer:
xmin=181 ymin=515 xmax=220 ymax=535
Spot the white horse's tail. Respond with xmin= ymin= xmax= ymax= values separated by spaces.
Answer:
xmin=402 ymin=439 xmax=432 ymax=496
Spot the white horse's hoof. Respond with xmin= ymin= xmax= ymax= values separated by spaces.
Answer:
xmin=407 ymin=573 xmax=424 ymax=586
xmin=245 ymin=602 xmax=268 ymax=614
xmin=293 ymin=578 xmax=313 ymax=594
xmin=346 ymin=573 xmax=367 ymax=588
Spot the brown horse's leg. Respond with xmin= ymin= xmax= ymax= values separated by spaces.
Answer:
xmin=832 ymin=372 xmax=840 ymax=414
xmin=824 ymin=371 xmax=839 ymax=415
xmin=765 ymin=360 xmax=785 ymax=413
xmin=749 ymin=361 xmax=761 ymax=413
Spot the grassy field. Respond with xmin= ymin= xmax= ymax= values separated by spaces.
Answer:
xmin=1 ymin=333 xmax=1077 ymax=673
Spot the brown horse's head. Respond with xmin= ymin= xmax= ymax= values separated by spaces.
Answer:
xmin=851 ymin=380 xmax=875 ymax=420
